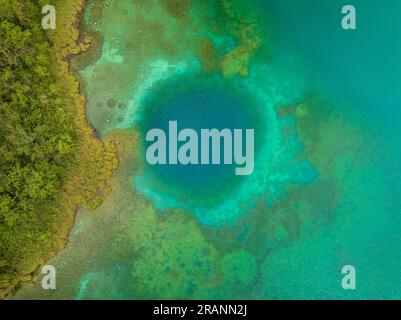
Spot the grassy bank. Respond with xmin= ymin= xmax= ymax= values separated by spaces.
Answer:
xmin=0 ymin=0 xmax=117 ymax=298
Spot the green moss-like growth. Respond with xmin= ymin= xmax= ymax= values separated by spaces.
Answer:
xmin=0 ymin=0 xmax=117 ymax=298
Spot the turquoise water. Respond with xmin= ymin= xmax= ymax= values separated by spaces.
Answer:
xmin=12 ymin=0 xmax=401 ymax=300
xmin=133 ymin=60 xmax=315 ymax=225
xmin=256 ymin=0 xmax=401 ymax=299
xmin=265 ymin=0 xmax=401 ymax=119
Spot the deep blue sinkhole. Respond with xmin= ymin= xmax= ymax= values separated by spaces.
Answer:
xmin=137 ymin=77 xmax=260 ymax=194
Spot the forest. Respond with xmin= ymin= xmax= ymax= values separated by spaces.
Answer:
xmin=0 ymin=0 xmax=116 ymax=298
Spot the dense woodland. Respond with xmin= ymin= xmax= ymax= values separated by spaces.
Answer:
xmin=0 ymin=0 xmax=117 ymax=298
xmin=0 ymin=0 xmax=78 ymax=292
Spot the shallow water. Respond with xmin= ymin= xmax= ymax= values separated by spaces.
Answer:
xmin=13 ymin=0 xmax=401 ymax=299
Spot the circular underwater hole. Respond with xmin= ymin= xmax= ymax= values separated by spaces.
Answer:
xmin=136 ymin=76 xmax=264 ymax=206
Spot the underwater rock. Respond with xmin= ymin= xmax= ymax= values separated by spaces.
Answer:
xmin=107 ymin=98 xmax=116 ymax=108
xmin=118 ymin=102 xmax=127 ymax=109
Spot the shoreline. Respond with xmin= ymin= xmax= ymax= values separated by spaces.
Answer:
xmin=6 ymin=0 xmax=118 ymax=299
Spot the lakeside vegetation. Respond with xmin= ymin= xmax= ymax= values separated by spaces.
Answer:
xmin=0 ymin=0 xmax=117 ymax=298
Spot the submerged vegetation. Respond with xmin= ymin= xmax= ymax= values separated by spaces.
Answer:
xmin=0 ymin=0 xmax=116 ymax=298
